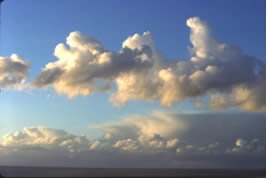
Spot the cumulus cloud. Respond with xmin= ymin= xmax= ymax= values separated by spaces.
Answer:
xmin=166 ymin=138 xmax=179 ymax=148
xmin=154 ymin=17 xmax=265 ymax=110
xmin=0 ymin=54 xmax=30 ymax=89
xmin=2 ymin=127 xmax=89 ymax=152
xmin=31 ymin=31 xmax=154 ymax=98
xmin=210 ymin=83 xmax=266 ymax=111
xmin=92 ymin=111 xmax=265 ymax=156
xmin=91 ymin=111 xmax=266 ymax=158
xmin=31 ymin=17 xmax=265 ymax=111
xmin=89 ymin=140 xmax=102 ymax=151
xmin=113 ymin=139 xmax=139 ymax=152
xmin=0 ymin=111 xmax=265 ymax=168
xmin=226 ymin=138 xmax=265 ymax=154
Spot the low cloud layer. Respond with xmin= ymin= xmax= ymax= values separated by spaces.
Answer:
xmin=0 ymin=111 xmax=265 ymax=168
xmin=2 ymin=127 xmax=89 ymax=152
xmin=30 ymin=17 xmax=265 ymax=111
xmin=0 ymin=54 xmax=29 ymax=89
xmin=94 ymin=111 xmax=188 ymax=140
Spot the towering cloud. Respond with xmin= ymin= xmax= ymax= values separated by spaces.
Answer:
xmin=0 ymin=54 xmax=29 ymax=89
xmin=32 ymin=17 xmax=265 ymax=111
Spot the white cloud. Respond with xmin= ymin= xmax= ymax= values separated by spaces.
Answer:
xmin=89 ymin=140 xmax=101 ymax=151
xmin=0 ymin=54 xmax=29 ymax=89
xmin=32 ymin=31 xmax=154 ymax=99
xmin=31 ymin=17 xmax=265 ymax=111
xmin=1 ymin=127 xmax=89 ymax=152
xmin=210 ymin=83 xmax=265 ymax=111
xmin=94 ymin=111 xmax=188 ymax=139
xmin=0 ymin=111 xmax=265 ymax=168
xmin=138 ymin=134 xmax=179 ymax=150
xmin=166 ymin=138 xmax=179 ymax=148
xmin=112 ymin=138 xmax=139 ymax=152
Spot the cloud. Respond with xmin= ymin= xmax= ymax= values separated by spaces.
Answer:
xmin=94 ymin=111 xmax=188 ymax=139
xmin=31 ymin=17 xmax=265 ymax=111
xmin=175 ymin=142 xmax=222 ymax=154
xmin=226 ymin=138 xmax=265 ymax=154
xmin=2 ymin=127 xmax=89 ymax=152
xmin=93 ymin=111 xmax=265 ymax=157
xmin=32 ymin=31 xmax=154 ymax=98
xmin=210 ymin=83 xmax=266 ymax=111
xmin=0 ymin=54 xmax=30 ymax=89
xmin=166 ymin=138 xmax=179 ymax=148
xmin=112 ymin=139 xmax=139 ymax=152
xmin=0 ymin=111 xmax=265 ymax=168
xmin=153 ymin=17 xmax=265 ymax=109
xmin=89 ymin=140 xmax=101 ymax=151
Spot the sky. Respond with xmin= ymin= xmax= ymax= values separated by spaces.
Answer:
xmin=0 ymin=0 xmax=265 ymax=168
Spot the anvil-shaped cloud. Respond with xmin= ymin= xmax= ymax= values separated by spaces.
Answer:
xmin=0 ymin=111 xmax=265 ymax=168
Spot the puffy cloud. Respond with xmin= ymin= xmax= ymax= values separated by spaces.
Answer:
xmin=0 ymin=111 xmax=265 ymax=168
xmin=32 ymin=31 xmax=154 ymax=98
xmin=112 ymin=139 xmax=139 ymax=152
xmin=138 ymin=134 xmax=179 ymax=150
xmin=157 ymin=17 xmax=265 ymax=109
xmin=210 ymin=83 xmax=266 ymax=111
xmin=89 ymin=140 xmax=101 ymax=151
xmin=1 ymin=127 xmax=89 ymax=152
xmin=186 ymin=17 xmax=222 ymax=60
xmin=0 ymin=54 xmax=30 ymax=89
xmin=92 ymin=111 xmax=265 ymax=157
xmin=227 ymin=138 xmax=265 ymax=153
xmin=122 ymin=31 xmax=154 ymax=52
xmin=31 ymin=17 xmax=265 ymax=111
xmin=166 ymin=138 xmax=179 ymax=148
xmin=176 ymin=142 xmax=222 ymax=154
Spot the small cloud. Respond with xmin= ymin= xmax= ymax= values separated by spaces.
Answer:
xmin=0 ymin=54 xmax=30 ymax=89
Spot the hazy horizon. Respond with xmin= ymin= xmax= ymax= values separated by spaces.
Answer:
xmin=0 ymin=0 xmax=265 ymax=171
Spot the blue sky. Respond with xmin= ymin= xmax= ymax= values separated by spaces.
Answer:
xmin=0 ymin=0 xmax=265 ymax=138
xmin=0 ymin=0 xmax=265 ymax=169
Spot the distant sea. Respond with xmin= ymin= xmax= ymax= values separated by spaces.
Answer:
xmin=0 ymin=166 xmax=265 ymax=177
